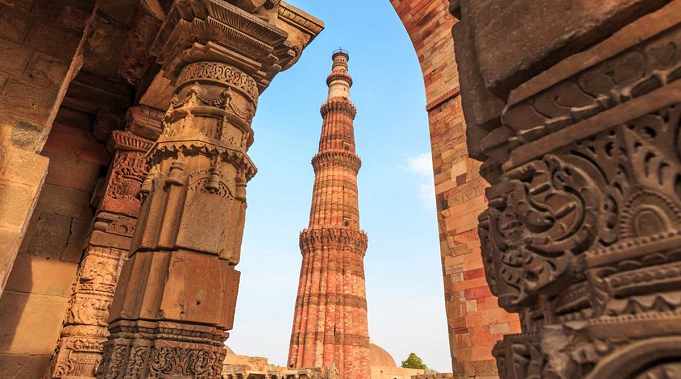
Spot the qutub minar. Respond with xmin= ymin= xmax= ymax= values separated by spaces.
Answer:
xmin=288 ymin=50 xmax=371 ymax=379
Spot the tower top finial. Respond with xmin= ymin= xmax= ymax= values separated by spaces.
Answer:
xmin=327 ymin=48 xmax=353 ymax=95
xmin=332 ymin=48 xmax=349 ymax=62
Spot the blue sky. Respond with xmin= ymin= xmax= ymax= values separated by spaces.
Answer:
xmin=228 ymin=0 xmax=450 ymax=372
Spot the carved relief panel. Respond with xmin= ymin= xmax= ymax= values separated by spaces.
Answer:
xmin=51 ymin=113 xmax=159 ymax=379
xmin=454 ymin=1 xmax=681 ymax=378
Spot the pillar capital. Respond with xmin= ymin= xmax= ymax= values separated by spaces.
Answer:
xmin=149 ymin=0 xmax=307 ymax=90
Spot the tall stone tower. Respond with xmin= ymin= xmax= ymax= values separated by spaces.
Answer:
xmin=288 ymin=50 xmax=370 ymax=379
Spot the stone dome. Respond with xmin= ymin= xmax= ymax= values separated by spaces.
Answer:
xmin=369 ymin=343 xmax=397 ymax=367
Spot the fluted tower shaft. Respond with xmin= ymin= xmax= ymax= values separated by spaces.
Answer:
xmin=288 ymin=51 xmax=370 ymax=379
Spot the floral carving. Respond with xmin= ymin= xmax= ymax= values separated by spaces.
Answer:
xmin=107 ymin=153 xmax=148 ymax=202
xmin=478 ymin=44 xmax=681 ymax=379
xmin=149 ymin=347 xmax=223 ymax=377
xmin=177 ymin=62 xmax=259 ymax=103
xmin=481 ymin=154 xmax=599 ymax=310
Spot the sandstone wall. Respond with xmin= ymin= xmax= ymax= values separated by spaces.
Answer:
xmin=371 ymin=365 xmax=424 ymax=379
xmin=0 ymin=0 xmax=91 ymax=297
xmin=390 ymin=1 xmax=520 ymax=377
xmin=0 ymin=114 xmax=108 ymax=377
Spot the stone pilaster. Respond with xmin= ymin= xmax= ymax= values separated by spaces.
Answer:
xmin=50 ymin=108 xmax=160 ymax=379
xmin=97 ymin=1 xmax=322 ymax=378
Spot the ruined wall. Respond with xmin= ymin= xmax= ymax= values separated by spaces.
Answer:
xmin=0 ymin=0 xmax=91 ymax=296
xmin=0 ymin=115 xmax=108 ymax=377
xmin=390 ymin=1 xmax=519 ymax=377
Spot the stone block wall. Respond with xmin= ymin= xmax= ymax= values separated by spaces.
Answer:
xmin=0 ymin=0 xmax=92 ymax=296
xmin=390 ymin=1 xmax=520 ymax=377
xmin=0 ymin=116 xmax=108 ymax=377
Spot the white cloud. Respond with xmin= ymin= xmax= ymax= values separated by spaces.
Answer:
xmin=407 ymin=152 xmax=434 ymax=178
xmin=418 ymin=182 xmax=436 ymax=209
xmin=406 ymin=153 xmax=436 ymax=210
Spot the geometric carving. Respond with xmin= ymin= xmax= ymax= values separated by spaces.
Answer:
xmin=150 ymin=0 xmax=298 ymax=90
xmin=502 ymin=24 xmax=681 ymax=146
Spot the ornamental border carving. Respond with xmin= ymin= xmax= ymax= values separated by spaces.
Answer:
xmin=299 ymin=227 xmax=368 ymax=254
xmin=176 ymin=62 xmax=260 ymax=104
xmin=321 ymin=98 xmax=357 ymax=118
xmin=148 ymin=142 xmax=257 ymax=180
xmin=312 ymin=150 xmax=362 ymax=174
xmin=111 ymin=130 xmax=154 ymax=153
xmin=479 ymin=7 xmax=681 ymax=173
xmin=326 ymin=72 xmax=353 ymax=88
xmin=278 ymin=3 xmax=324 ymax=35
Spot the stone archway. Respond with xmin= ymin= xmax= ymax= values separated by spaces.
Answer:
xmin=390 ymin=1 xmax=518 ymax=376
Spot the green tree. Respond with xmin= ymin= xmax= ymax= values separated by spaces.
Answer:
xmin=401 ymin=353 xmax=427 ymax=369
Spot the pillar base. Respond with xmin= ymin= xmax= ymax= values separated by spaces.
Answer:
xmin=98 ymin=320 xmax=226 ymax=379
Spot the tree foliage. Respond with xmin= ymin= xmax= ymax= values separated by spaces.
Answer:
xmin=401 ymin=353 xmax=427 ymax=369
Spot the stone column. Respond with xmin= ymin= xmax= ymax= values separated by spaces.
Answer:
xmin=50 ymin=107 xmax=161 ymax=378
xmin=97 ymin=60 xmax=256 ymax=378
xmin=97 ymin=1 xmax=322 ymax=377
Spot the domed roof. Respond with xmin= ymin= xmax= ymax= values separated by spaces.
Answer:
xmin=369 ymin=343 xmax=397 ymax=368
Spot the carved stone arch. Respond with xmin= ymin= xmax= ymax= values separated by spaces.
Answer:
xmin=586 ymin=337 xmax=681 ymax=379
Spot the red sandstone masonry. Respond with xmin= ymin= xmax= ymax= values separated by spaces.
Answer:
xmin=289 ymin=52 xmax=370 ymax=379
xmin=390 ymin=1 xmax=520 ymax=377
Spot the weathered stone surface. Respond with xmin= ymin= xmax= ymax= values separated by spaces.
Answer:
xmin=456 ymin=1 xmax=681 ymax=378
xmin=96 ymin=2 xmax=322 ymax=378
xmin=0 ymin=291 xmax=72 ymax=354
xmin=0 ymin=118 xmax=105 ymax=376
xmin=460 ymin=0 xmax=672 ymax=94
xmin=6 ymin=255 xmax=77 ymax=297
xmin=390 ymin=1 xmax=518 ymax=376
xmin=0 ymin=0 xmax=93 ymax=322
xmin=0 ymin=354 xmax=52 ymax=379
xmin=0 ymin=145 xmax=48 ymax=295
xmin=49 ymin=118 xmax=157 ymax=379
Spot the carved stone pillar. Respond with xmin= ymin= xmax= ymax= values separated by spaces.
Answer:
xmin=50 ymin=107 xmax=161 ymax=378
xmin=97 ymin=1 xmax=322 ymax=378
xmin=454 ymin=1 xmax=681 ymax=378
